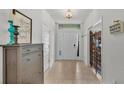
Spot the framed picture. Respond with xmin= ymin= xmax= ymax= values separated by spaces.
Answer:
xmin=12 ymin=9 xmax=32 ymax=44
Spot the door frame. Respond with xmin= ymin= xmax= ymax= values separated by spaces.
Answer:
xmin=88 ymin=26 xmax=93 ymax=66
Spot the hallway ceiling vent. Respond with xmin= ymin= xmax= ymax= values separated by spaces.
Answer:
xmin=59 ymin=24 xmax=80 ymax=29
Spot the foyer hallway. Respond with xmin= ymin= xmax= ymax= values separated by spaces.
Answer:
xmin=44 ymin=60 xmax=100 ymax=84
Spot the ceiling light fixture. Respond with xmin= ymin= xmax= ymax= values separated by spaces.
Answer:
xmin=65 ymin=9 xmax=72 ymax=19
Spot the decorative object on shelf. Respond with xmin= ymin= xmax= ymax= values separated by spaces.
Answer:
xmin=109 ymin=20 xmax=124 ymax=33
xmin=65 ymin=9 xmax=72 ymax=19
xmin=13 ymin=25 xmax=20 ymax=45
xmin=12 ymin=9 xmax=32 ymax=44
xmin=8 ymin=20 xmax=15 ymax=45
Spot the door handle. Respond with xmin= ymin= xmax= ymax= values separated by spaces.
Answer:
xmin=73 ymin=44 xmax=76 ymax=47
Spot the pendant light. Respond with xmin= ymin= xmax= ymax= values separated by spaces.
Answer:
xmin=65 ymin=9 xmax=72 ymax=19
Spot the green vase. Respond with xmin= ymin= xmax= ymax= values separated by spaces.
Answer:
xmin=7 ymin=20 xmax=15 ymax=45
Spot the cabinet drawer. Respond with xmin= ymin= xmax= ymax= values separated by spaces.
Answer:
xmin=21 ymin=51 xmax=43 ymax=84
xmin=22 ymin=46 xmax=42 ymax=54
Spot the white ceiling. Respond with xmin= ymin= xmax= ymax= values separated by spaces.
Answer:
xmin=46 ymin=9 xmax=92 ymax=24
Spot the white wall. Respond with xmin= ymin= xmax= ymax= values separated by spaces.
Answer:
xmin=83 ymin=9 xmax=124 ymax=83
xmin=0 ymin=9 xmax=10 ymax=84
xmin=0 ymin=10 xmax=10 ymax=45
xmin=98 ymin=9 xmax=124 ymax=83
xmin=80 ymin=24 xmax=84 ymax=61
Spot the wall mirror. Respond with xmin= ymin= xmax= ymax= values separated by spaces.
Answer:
xmin=12 ymin=9 xmax=32 ymax=44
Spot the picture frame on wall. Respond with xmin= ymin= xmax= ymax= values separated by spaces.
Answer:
xmin=12 ymin=9 xmax=32 ymax=44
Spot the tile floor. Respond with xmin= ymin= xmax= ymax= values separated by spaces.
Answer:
xmin=44 ymin=60 xmax=100 ymax=84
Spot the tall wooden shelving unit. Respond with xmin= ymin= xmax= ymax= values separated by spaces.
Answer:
xmin=90 ymin=21 xmax=102 ymax=78
xmin=90 ymin=31 xmax=101 ymax=75
xmin=90 ymin=31 xmax=95 ymax=67
xmin=95 ymin=31 xmax=101 ymax=75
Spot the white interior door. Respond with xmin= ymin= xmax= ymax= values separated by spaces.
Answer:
xmin=57 ymin=32 xmax=79 ymax=60
xmin=63 ymin=32 xmax=78 ymax=60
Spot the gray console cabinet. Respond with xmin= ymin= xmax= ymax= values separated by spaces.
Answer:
xmin=3 ymin=44 xmax=44 ymax=84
